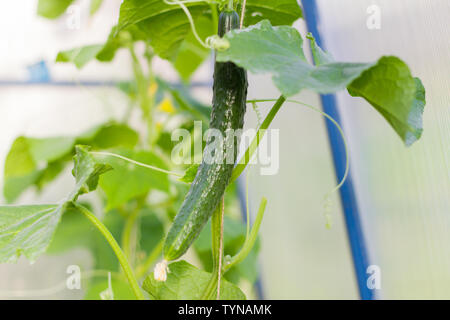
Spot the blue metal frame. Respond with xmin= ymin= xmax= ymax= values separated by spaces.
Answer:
xmin=301 ymin=0 xmax=375 ymax=300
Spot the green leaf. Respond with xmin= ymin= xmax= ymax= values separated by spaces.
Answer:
xmin=178 ymin=164 xmax=199 ymax=184
xmin=3 ymin=123 xmax=138 ymax=202
xmin=0 ymin=148 xmax=112 ymax=264
xmin=70 ymin=145 xmax=112 ymax=201
xmin=174 ymin=16 xmax=214 ymax=80
xmin=241 ymin=0 xmax=302 ymax=27
xmin=56 ymin=25 xmax=147 ymax=68
xmin=0 ymin=204 xmax=66 ymax=263
xmin=347 ymin=61 xmax=424 ymax=146
xmin=132 ymin=5 xmax=208 ymax=61
xmin=77 ymin=123 xmax=139 ymax=150
xmin=98 ymin=149 xmax=170 ymax=210
xmin=90 ymin=0 xmax=103 ymax=15
xmin=47 ymin=204 xmax=93 ymax=253
xmin=26 ymin=137 xmax=75 ymax=163
xmin=139 ymin=209 xmax=164 ymax=254
xmin=217 ymin=20 xmax=426 ymax=145
xmin=56 ymin=45 xmax=104 ymax=69
xmin=143 ymin=260 xmax=246 ymax=300
xmin=118 ymin=1 xmax=206 ymax=31
xmin=97 ymin=25 xmax=148 ymax=62
xmin=117 ymin=0 xmax=301 ymax=78
xmin=37 ymin=0 xmax=75 ymax=19
xmin=4 ymin=136 xmax=75 ymax=202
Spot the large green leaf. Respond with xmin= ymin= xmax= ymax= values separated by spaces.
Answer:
xmin=138 ymin=208 xmax=164 ymax=254
xmin=143 ymin=260 xmax=246 ymax=300
xmin=0 ymin=204 xmax=65 ymax=263
xmin=70 ymin=146 xmax=112 ymax=200
xmin=117 ymin=0 xmax=302 ymax=78
xmin=37 ymin=0 xmax=75 ymax=19
xmin=90 ymin=0 xmax=103 ymax=15
xmin=310 ymin=35 xmax=425 ymax=146
xmin=55 ymin=1 xmax=302 ymax=76
xmin=47 ymin=204 xmax=93 ymax=253
xmin=173 ymin=16 xmax=214 ymax=80
xmin=217 ymin=20 xmax=426 ymax=145
xmin=77 ymin=123 xmax=139 ymax=150
xmin=347 ymin=65 xmax=425 ymax=146
xmin=4 ymin=136 xmax=75 ymax=202
xmin=98 ymin=149 xmax=170 ymax=210
xmin=3 ymin=123 xmax=138 ymax=202
xmin=241 ymin=0 xmax=302 ymax=26
xmin=0 ymin=146 xmax=111 ymax=263
xmin=56 ymin=45 xmax=104 ymax=69
xmin=56 ymin=25 xmax=147 ymax=69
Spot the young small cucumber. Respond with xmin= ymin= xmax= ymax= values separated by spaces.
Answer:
xmin=163 ymin=10 xmax=247 ymax=261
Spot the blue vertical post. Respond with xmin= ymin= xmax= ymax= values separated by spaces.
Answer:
xmin=301 ymin=0 xmax=376 ymax=300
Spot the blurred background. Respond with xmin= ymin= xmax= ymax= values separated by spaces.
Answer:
xmin=0 ymin=0 xmax=449 ymax=299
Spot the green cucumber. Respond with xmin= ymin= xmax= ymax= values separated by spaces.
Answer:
xmin=163 ymin=10 xmax=247 ymax=261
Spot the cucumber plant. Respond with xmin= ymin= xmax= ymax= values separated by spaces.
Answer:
xmin=0 ymin=0 xmax=425 ymax=300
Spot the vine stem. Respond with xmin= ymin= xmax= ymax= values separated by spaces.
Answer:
xmin=231 ymin=95 xmax=286 ymax=182
xmin=121 ymin=198 xmax=145 ymax=265
xmin=224 ymin=197 xmax=267 ymax=272
xmin=216 ymin=197 xmax=225 ymax=299
xmin=74 ymin=203 xmax=145 ymax=300
xmin=201 ymin=197 xmax=224 ymax=300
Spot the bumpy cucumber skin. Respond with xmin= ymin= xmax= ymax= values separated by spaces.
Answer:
xmin=163 ymin=10 xmax=247 ymax=261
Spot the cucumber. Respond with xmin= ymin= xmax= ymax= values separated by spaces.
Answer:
xmin=163 ymin=10 xmax=247 ymax=261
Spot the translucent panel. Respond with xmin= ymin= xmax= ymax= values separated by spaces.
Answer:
xmin=247 ymin=82 xmax=358 ymax=297
xmin=316 ymin=0 xmax=450 ymax=298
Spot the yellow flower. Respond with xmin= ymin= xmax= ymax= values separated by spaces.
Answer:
xmin=148 ymin=82 xmax=158 ymax=96
xmin=157 ymin=97 xmax=176 ymax=114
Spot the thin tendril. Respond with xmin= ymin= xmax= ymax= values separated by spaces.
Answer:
xmin=240 ymin=0 xmax=247 ymax=28
xmin=251 ymin=101 xmax=262 ymax=127
xmin=245 ymin=170 xmax=250 ymax=240
xmin=164 ymin=0 xmax=208 ymax=48
xmin=247 ymin=98 xmax=350 ymax=228
xmin=165 ymin=0 xmax=230 ymax=50
xmin=90 ymin=151 xmax=183 ymax=177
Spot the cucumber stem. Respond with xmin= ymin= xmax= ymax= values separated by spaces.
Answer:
xmin=224 ymin=197 xmax=267 ymax=272
xmin=231 ymin=95 xmax=286 ymax=182
xmin=228 ymin=0 xmax=233 ymax=10
xmin=74 ymin=203 xmax=145 ymax=300
xmin=206 ymin=198 xmax=225 ymax=300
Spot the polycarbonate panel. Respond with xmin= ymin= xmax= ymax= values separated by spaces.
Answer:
xmin=316 ymin=0 xmax=450 ymax=299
